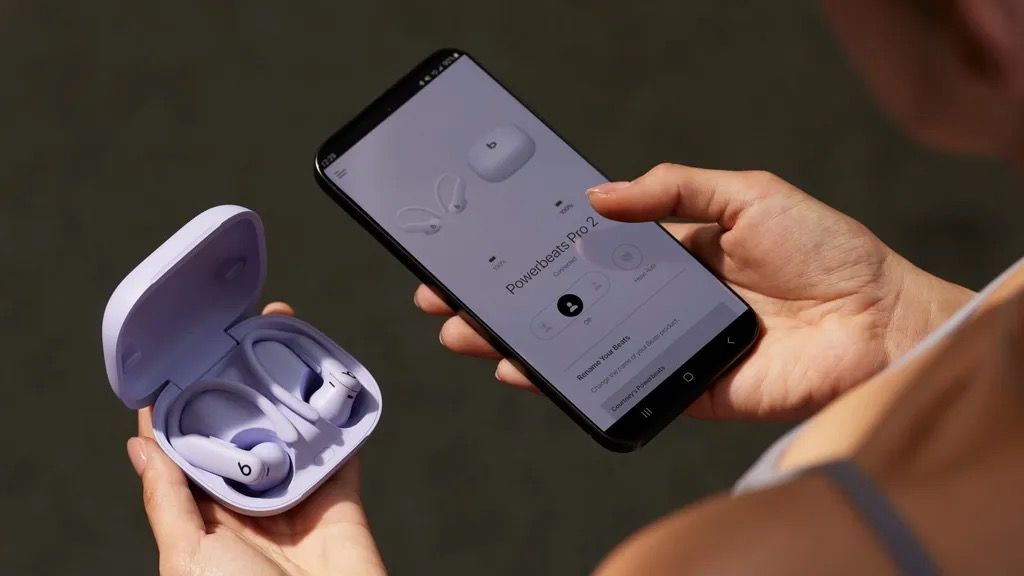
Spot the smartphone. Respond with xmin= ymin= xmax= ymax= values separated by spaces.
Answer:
xmin=314 ymin=49 xmax=758 ymax=451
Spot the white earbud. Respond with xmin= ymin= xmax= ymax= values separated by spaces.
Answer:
xmin=309 ymin=358 xmax=363 ymax=426
xmin=397 ymin=207 xmax=443 ymax=235
xmin=435 ymin=173 xmax=467 ymax=214
xmin=167 ymin=379 xmax=295 ymax=491
xmin=242 ymin=329 xmax=362 ymax=427
xmin=172 ymin=436 xmax=290 ymax=491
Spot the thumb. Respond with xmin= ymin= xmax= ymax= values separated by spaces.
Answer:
xmin=127 ymin=436 xmax=204 ymax=558
xmin=586 ymin=163 xmax=764 ymax=228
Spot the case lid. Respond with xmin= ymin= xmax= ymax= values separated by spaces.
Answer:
xmin=102 ymin=205 xmax=267 ymax=408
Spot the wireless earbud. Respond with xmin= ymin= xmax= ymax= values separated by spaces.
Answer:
xmin=242 ymin=329 xmax=362 ymax=427
xmin=435 ymin=173 xmax=467 ymax=213
xmin=397 ymin=206 xmax=443 ymax=234
xmin=396 ymin=174 xmax=468 ymax=235
xmin=309 ymin=358 xmax=363 ymax=426
xmin=167 ymin=379 xmax=296 ymax=491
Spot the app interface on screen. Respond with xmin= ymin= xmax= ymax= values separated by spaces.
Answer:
xmin=325 ymin=55 xmax=747 ymax=430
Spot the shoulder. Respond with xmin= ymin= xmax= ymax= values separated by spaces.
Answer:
xmin=594 ymin=474 xmax=897 ymax=576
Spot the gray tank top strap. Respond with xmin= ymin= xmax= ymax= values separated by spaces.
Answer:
xmin=807 ymin=460 xmax=940 ymax=576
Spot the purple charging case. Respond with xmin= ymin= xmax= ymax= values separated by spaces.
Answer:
xmin=101 ymin=205 xmax=382 ymax=516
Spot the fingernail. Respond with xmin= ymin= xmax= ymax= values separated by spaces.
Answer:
xmin=587 ymin=181 xmax=631 ymax=198
xmin=495 ymin=365 xmax=503 ymax=381
xmin=438 ymin=330 xmax=446 ymax=346
xmin=127 ymin=437 xmax=148 ymax=476
xmin=412 ymin=290 xmax=421 ymax=309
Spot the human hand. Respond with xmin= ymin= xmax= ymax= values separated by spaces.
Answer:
xmin=414 ymin=164 xmax=972 ymax=419
xmin=126 ymin=301 xmax=386 ymax=576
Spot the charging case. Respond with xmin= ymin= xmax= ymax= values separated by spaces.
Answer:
xmin=101 ymin=205 xmax=382 ymax=516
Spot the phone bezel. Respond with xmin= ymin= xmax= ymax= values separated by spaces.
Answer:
xmin=313 ymin=48 xmax=758 ymax=451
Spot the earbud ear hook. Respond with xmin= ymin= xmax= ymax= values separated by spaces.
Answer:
xmin=396 ymin=206 xmax=443 ymax=234
xmin=242 ymin=329 xmax=362 ymax=427
xmin=435 ymin=172 xmax=467 ymax=214
xmin=242 ymin=331 xmax=322 ymax=422
xmin=170 ymin=378 xmax=299 ymax=442
xmin=166 ymin=378 xmax=296 ymax=491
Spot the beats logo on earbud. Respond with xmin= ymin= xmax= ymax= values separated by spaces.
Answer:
xmin=396 ymin=172 xmax=468 ymax=234
xmin=167 ymin=379 xmax=296 ymax=492
xmin=173 ymin=435 xmax=291 ymax=491
xmin=242 ymin=329 xmax=363 ymax=428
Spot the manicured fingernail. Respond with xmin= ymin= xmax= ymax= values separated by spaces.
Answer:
xmin=127 ymin=437 xmax=148 ymax=476
xmin=587 ymin=181 xmax=631 ymax=198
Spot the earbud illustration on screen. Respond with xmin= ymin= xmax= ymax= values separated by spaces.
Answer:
xmin=309 ymin=358 xmax=363 ymax=426
xmin=397 ymin=206 xmax=443 ymax=235
xmin=401 ymin=219 xmax=442 ymax=234
xmin=435 ymin=173 xmax=467 ymax=214
xmin=167 ymin=379 xmax=296 ymax=492
xmin=396 ymin=173 xmax=469 ymax=235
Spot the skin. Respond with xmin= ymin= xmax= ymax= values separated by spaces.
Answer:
xmin=591 ymin=0 xmax=1024 ymax=572
xmin=126 ymin=302 xmax=386 ymax=576
xmin=820 ymin=0 xmax=1024 ymax=163
xmin=416 ymin=165 xmax=973 ymax=419
xmin=133 ymin=0 xmax=1024 ymax=572
xmin=596 ymin=274 xmax=1024 ymax=575
xmin=414 ymin=0 xmax=1024 ymax=572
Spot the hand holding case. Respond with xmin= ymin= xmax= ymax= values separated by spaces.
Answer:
xmin=101 ymin=205 xmax=381 ymax=515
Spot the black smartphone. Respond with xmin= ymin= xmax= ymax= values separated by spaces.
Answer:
xmin=314 ymin=49 xmax=758 ymax=451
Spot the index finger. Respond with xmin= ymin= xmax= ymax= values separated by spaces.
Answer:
xmin=587 ymin=163 xmax=770 ymax=228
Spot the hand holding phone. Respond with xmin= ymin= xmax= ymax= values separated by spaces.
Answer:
xmin=423 ymin=162 xmax=975 ymax=421
xmin=316 ymin=50 xmax=757 ymax=450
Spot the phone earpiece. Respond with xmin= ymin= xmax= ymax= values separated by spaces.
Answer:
xmin=436 ymin=173 xmax=467 ymax=214
xmin=309 ymin=358 xmax=363 ymax=426
xmin=397 ymin=206 xmax=443 ymax=234
xmin=167 ymin=379 xmax=296 ymax=493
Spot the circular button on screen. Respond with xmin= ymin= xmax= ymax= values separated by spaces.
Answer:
xmin=612 ymin=244 xmax=643 ymax=270
xmin=557 ymin=294 xmax=584 ymax=317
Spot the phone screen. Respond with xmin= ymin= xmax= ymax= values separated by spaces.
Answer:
xmin=320 ymin=54 xmax=749 ymax=431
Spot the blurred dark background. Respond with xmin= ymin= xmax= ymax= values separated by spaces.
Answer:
xmin=1 ymin=1 xmax=1020 ymax=574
